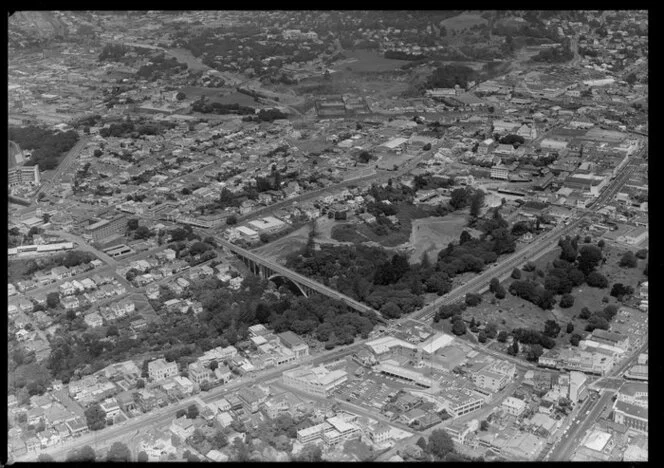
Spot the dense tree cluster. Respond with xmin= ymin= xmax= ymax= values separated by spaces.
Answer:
xmin=508 ymin=280 xmax=556 ymax=309
xmin=426 ymin=63 xmax=478 ymax=89
xmin=511 ymin=328 xmax=555 ymax=349
xmin=136 ymin=53 xmax=187 ymax=81
xmin=98 ymin=43 xmax=129 ymax=62
xmin=98 ymin=119 xmax=175 ymax=138
xmin=192 ymin=97 xmax=255 ymax=115
xmin=9 ymin=126 xmax=79 ymax=171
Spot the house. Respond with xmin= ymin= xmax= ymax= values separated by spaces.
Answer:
xmin=71 ymin=280 xmax=86 ymax=293
xmin=214 ymin=365 xmax=232 ymax=384
xmin=169 ymin=416 xmax=196 ymax=439
xmin=174 ymin=376 xmax=195 ymax=395
xmin=65 ymin=417 xmax=89 ymax=437
xmin=59 ymin=281 xmax=76 ymax=296
xmin=61 ymin=296 xmax=80 ymax=310
xmin=100 ymin=397 xmax=122 ymax=418
xmin=239 ymin=387 xmax=268 ymax=413
xmin=84 ymin=312 xmax=104 ymax=328
xmin=148 ymin=358 xmax=178 ymax=382
xmin=370 ymin=423 xmax=392 ymax=444
xmin=51 ymin=266 xmax=69 ymax=280
xmin=188 ymin=362 xmax=213 ymax=385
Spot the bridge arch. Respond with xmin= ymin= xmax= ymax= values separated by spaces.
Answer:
xmin=267 ymin=274 xmax=309 ymax=297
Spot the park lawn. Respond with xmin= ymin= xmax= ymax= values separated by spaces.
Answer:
xmin=409 ymin=212 xmax=472 ymax=264
xmin=460 ymin=242 xmax=638 ymax=347
xmin=341 ymin=49 xmax=410 ymax=72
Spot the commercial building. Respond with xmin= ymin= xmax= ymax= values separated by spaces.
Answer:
xmin=365 ymin=336 xmax=417 ymax=360
xmin=502 ymin=397 xmax=527 ymax=417
xmin=148 ymin=358 xmax=179 ymax=382
xmin=282 ymin=365 xmax=347 ymax=398
xmin=439 ymin=388 xmax=484 ymax=417
xmin=277 ymin=331 xmax=310 ymax=359
xmin=375 ymin=360 xmax=435 ymax=388
xmin=568 ymin=371 xmax=588 ymax=402
xmin=235 ymin=225 xmax=259 ymax=242
xmin=247 ymin=216 xmax=287 ymax=234
xmin=84 ymin=215 xmax=127 ymax=242
xmin=8 ymin=164 xmax=40 ymax=187
xmin=490 ymin=163 xmax=511 ymax=180
xmin=188 ymin=362 xmax=213 ymax=385
xmin=590 ymin=329 xmax=630 ymax=351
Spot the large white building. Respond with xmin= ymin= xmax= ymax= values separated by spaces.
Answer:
xmin=148 ymin=358 xmax=179 ymax=381
xmin=502 ymin=396 xmax=527 ymax=417
xmin=282 ymin=365 xmax=347 ymax=398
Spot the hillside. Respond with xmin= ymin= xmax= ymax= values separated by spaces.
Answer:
xmin=8 ymin=11 xmax=71 ymax=48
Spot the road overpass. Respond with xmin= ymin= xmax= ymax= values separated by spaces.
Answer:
xmin=213 ymin=235 xmax=385 ymax=323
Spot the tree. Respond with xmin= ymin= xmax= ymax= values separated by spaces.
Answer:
xmin=136 ymin=378 xmax=145 ymax=389
xmin=511 ymin=268 xmax=522 ymax=279
xmin=497 ymin=331 xmax=508 ymax=343
xmin=77 ymin=445 xmax=96 ymax=461
xmin=579 ymin=307 xmax=591 ymax=320
xmin=527 ymin=344 xmax=544 ymax=362
xmin=508 ymin=339 xmax=519 ymax=356
xmin=125 ymin=268 xmax=139 ymax=282
xmin=226 ymin=215 xmax=238 ymax=225
xmin=176 ymin=408 xmax=186 ymax=419
xmin=38 ymin=454 xmax=55 ymax=462
xmin=635 ymin=249 xmax=648 ymax=259
xmin=459 ymin=230 xmax=472 ymax=245
xmin=381 ymin=302 xmax=402 ymax=319
xmin=176 ymin=91 xmax=186 ymax=101
xmin=610 ymin=283 xmax=634 ymax=299
xmin=543 ymin=320 xmax=561 ymax=338
xmin=586 ymin=271 xmax=608 ymax=288
xmin=597 ymin=239 xmax=605 ymax=249
xmin=523 ymin=261 xmax=536 ymax=272
xmin=259 ymin=233 xmax=269 ymax=243
xmin=566 ymin=322 xmax=574 ymax=334
xmin=416 ymin=436 xmax=428 ymax=451
xmin=137 ymin=451 xmax=149 ymax=462
xmin=470 ymin=190 xmax=485 ymax=217
xmin=84 ymin=403 xmax=107 ymax=431
xmin=619 ymin=251 xmax=638 ymax=268
xmin=187 ymin=403 xmax=199 ymax=419
xmin=427 ymin=429 xmax=455 ymax=459
xmin=625 ymin=72 xmax=637 ymax=85
xmin=297 ymin=444 xmax=322 ymax=462
xmin=107 ymin=441 xmax=131 ymax=462
xmin=570 ymin=333 xmax=582 ymax=346
xmin=465 ymin=293 xmax=482 ymax=307
xmin=577 ymin=245 xmax=603 ymax=275
xmin=127 ymin=218 xmax=139 ymax=231
xmin=452 ymin=318 xmax=467 ymax=336
xmin=46 ymin=292 xmax=60 ymax=309
xmin=559 ymin=293 xmax=575 ymax=308
xmin=106 ymin=325 xmax=119 ymax=337
xmin=134 ymin=225 xmax=152 ymax=240
xmin=480 ymin=420 xmax=489 ymax=431
xmin=478 ymin=330 xmax=487 ymax=343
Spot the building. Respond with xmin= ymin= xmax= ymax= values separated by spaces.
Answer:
xmin=375 ymin=360 xmax=435 ymax=388
xmin=8 ymin=164 xmax=40 ymax=188
xmin=365 ymin=336 xmax=418 ymax=359
xmin=188 ymin=362 xmax=212 ymax=385
xmin=282 ymin=365 xmax=347 ymax=398
xmin=247 ymin=216 xmax=287 ymax=234
xmin=85 ymin=215 xmax=128 ymax=242
xmin=370 ymin=423 xmax=392 ymax=444
xmin=148 ymin=358 xmax=179 ymax=382
xmin=235 ymin=225 xmax=259 ymax=242
xmin=297 ymin=422 xmax=331 ymax=444
xmin=590 ymin=329 xmax=630 ymax=351
xmin=491 ymin=163 xmax=511 ymax=180
xmin=169 ymin=416 xmax=196 ymax=439
xmin=439 ymin=388 xmax=484 ymax=417
xmin=472 ymin=360 xmax=516 ymax=393
xmin=568 ymin=371 xmax=588 ymax=402
xmin=502 ymin=396 xmax=527 ymax=417
xmin=277 ymin=331 xmax=310 ymax=359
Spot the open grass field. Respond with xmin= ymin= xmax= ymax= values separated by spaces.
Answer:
xmin=179 ymin=86 xmax=262 ymax=107
xmin=440 ymin=12 xmax=488 ymax=32
xmin=340 ymin=50 xmax=410 ymax=73
xmin=409 ymin=212 xmax=473 ymax=265
xmin=250 ymin=223 xmax=312 ymax=265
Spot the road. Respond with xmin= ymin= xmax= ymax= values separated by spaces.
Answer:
xmin=44 ymin=230 xmax=119 ymax=267
xmin=544 ymin=338 xmax=648 ymax=460
xmin=547 ymin=389 xmax=615 ymax=461
xmin=214 ymin=235 xmax=384 ymax=320
xmin=411 ymin=218 xmax=584 ymax=322
xmin=17 ymin=336 xmax=378 ymax=462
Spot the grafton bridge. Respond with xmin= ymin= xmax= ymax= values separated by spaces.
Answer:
xmin=214 ymin=236 xmax=386 ymax=323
